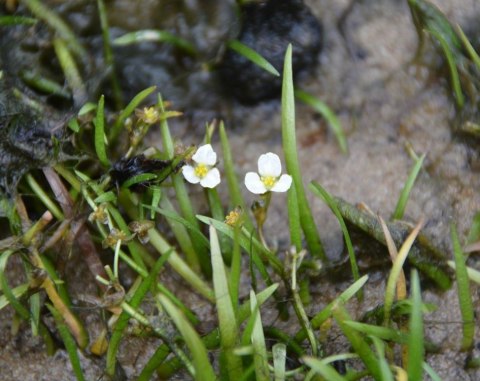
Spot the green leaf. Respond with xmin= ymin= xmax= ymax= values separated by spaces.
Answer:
xmin=391 ymin=153 xmax=425 ymax=220
xmin=250 ymin=291 xmax=270 ymax=381
xmin=383 ymin=219 xmax=423 ymax=327
xmin=121 ymin=173 xmax=157 ymax=189
xmin=113 ymin=29 xmax=197 ymax=56
xmin=294 ymin=275 xmax=368 ymax=342
xmin=47 ymin=304 xmax=86 ymax=381
xmin=408 ymin=270 xmax=424 ymax=381
xmin=0 ymin=16 xmax=37 ymax=25
xmin=94 ymin=95 xmax=109 ymax=166
xmin=281 ymin=44 xmax=325 ymax=259
xmin=272 ymin=343 xmax=287 ymax=381
xmin=111 ymin=85 xmax=157 ymax=140
xmin=210 ymin=225 xmax=243 ymax=378
xmin=451 ymin=224 xmax=474 ymax=350
xmin=106 ymin=256 xmax=167 ymax=377
xmin=332 ymin=305 xmax=382 ymax=380
xmin=295 ymin=90 xmax=348 ymax=154
xmin=93 ymin=191 xmax=117 ymax=204
xmin=159 ymin=294 xmax=216 ymax=380
xmin=302 ymin=356 xmax=347 ymax=381
xmin=310 ymin=182 xmax=360 ymax=293
xmin=227 ymin=40 xmax=280 ymax=77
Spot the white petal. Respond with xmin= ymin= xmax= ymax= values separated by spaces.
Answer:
xmin=245 ymin=172 xmax=267 ymax=194
xmin=192 ymin=144 xmax=217 ymax=166
xmin=200 ymin=168 xmax=221 ymax=188
xmin=258 ymin=152 xmax=282 ymax=177
xmin=182 ymin=165 xmax=200 ymax=184
xmin=271 ymin=174 xmax=292 ymax=193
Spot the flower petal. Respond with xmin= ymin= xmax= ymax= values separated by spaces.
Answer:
xmin=271 ymin=174 xmax=292 ymax=193
xmin=200 ymin=168 xmax=221 ymax=188
xmin=258 ymin=152 xmax=282 ymax=177
xmin=182 ymin=165 xmax=200 ymax=184
xmin=245 ymin=172 xmax=267 ymax=194
xmin=192 ymin=144 xmax=217 ymax=166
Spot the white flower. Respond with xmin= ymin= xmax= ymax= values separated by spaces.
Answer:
xmin=245 ymin=152 xmax=292 ymax=194
xmin=182 ymin=144 xmax=221 ymax=188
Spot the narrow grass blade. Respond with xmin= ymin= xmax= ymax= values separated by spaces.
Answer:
xmin=47 ymin=304 xmax=86 ymax=381
xmin=384 ymin=219 xmax=423 ymax=327
xmin=25 ymin=174 xmax=64 ymax=221
xmin=273 ymin=343 xmax=287 ymax=381
xmin=19 ymin=70 xmax=71 ymax=98
xmin=111 ymin=85 xmax=156 ymax=140
xmin=391 ymin=153 xmax=425 ymax=220
xmin=290 ymin=249 xmax=318 ymax=356
xmin=379 ymin=216 xmax=406 ymax=300
xmin=146 ymin=204 xmax=209 ymax=248
xmin=250 ymin=290 xmax=270 ymax=381
xmin=407 ymin=270 xmax=424 ymax=380
xmin=121 ymin=173 xmax=157 ymax=189
xmin=97 ymin=0 xmax=122 ymax=109
xmin=294 ymin=274 xmax=369 ymax=342
xmin=451 ymin=224 xmax=474 ymax=350
xmin=423 ymin=362 xmax=442 ymax=381
xmin=309 ymin=182 xmax=360 ymax=289
xmin=155 ymin=284 xmax=279 ymax=379
xmin=448 ymin=261 xmax=480 ymax=285
xmin=344 ymin=321 xmax=407 ymax=343
xmin=0 ymin=284 xmax=28 ymax=310
xmin=52 ymin=38 xmax=87 ymax=106
xmin=429 ymin=28 xmax=464 ymax=107
xmin=210 ymin=225 xmax=243 ymax=378
xmin=157 ymin=95 xmax=208 ymax=275
xmin=219 ymin=122 xmax=254 ymax=230
xmin=137 ymin=345 xmax=171 ymax=381
xmin=332 ymin=305 xmax=382 ymax=380
xmin=106 ymin=256 xmax=166 ymax=377
xmin=295 ymin=90 xmax=347 ymax=154
xmin=281 ymin=44 xmax=325 ymax=259
xmin=227 ymin=40 xmax=280 ymax=76
xmin=148 ymin=229 xmax=214 ymax=302
xmin=0 ymin=15 xmax=37 ymax=25
xmin=466 ymin=211 xmax=480 ymax=245
xmin=197 ymin=215 xmax=284 ymax=277
xmin=370 ymin=337 xmax=394 ymax=381
xmin=94 ymin=95 xmax=109 ymax=167
xmin=0 ymin=251 xmax=30 ymax=319
xmin=302 ymin=356 xmax=347 ymax=381
xmin=287 ymin=182 xmax=302 ymax=251
xmin=206 ymin=188 xmax=231 ymax=261
xmin=456 ymin=24 xmax=480 ymax=70
xmin=157 ymin=196 xmax=198 ymax=267
xmin=113 ymin=29 xmax=196 ymax=56
xmin=21 ymin=0 xmax=86 ymax=58
xmin=159 ymin=294 xmax=216 ymax=380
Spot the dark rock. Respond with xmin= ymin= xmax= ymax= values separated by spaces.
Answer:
xmin=219 ymin=0 xmax=323 ymax=104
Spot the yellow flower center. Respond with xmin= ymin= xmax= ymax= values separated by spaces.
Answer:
xmin=194 ymin=164 xmax=209 ymax=178
xmin=261 ymin=176 xmax=277 ymax=189
xmin=143 ymin=107 xmax=159 ymax=124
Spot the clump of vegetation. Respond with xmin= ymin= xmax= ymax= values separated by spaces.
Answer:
xmin=408 ymin=0 xmax=480 ymax=136
xmin=1 ymin=1 xmax=480 ymax=380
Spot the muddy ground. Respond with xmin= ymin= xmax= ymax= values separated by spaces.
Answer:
xmin=1 ymin=0 xmax=480 ymax=380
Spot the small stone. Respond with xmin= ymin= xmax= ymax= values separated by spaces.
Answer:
xmin=219 ymin=0 xmax=323 ymax=104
